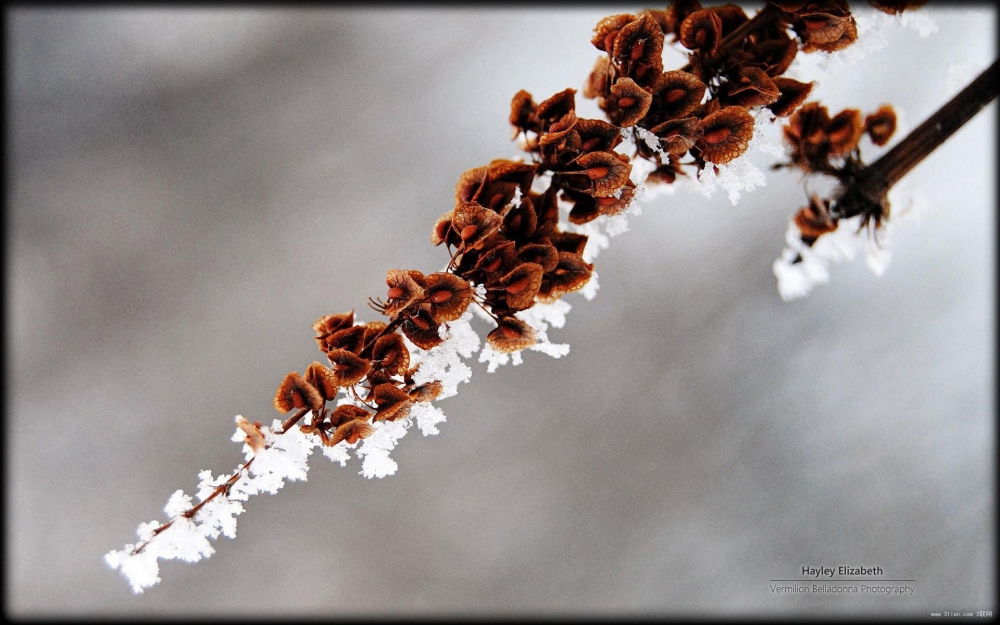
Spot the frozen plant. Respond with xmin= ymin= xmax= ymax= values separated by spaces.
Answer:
xmin=106 ymin=1 xmax=997 ymax=593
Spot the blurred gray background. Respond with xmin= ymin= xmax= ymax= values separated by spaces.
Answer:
xmin=6 ymin=5 xmax=995 ymax=618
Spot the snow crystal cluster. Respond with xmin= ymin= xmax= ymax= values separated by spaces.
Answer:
xmin=772 ymin=183 xmax=929 ymax=301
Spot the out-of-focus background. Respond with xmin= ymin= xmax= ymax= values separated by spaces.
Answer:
xmin=7 ymin=5 xmax=995 ymax=618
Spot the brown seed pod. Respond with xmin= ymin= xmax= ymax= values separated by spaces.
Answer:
xmin=313 ymin=311 xmax=355 ymax=343
xmin=431 ymin=211 xmax=460 ymax=247
xmin=326 ymin=348 xmax=371 ymax=388
xmin=329 ymin=404 xmax=371 ymax=428
xmin=304 ymin=361 xmax=339 ymax=402
xmin=825 ymin=108 xmax=864 ymax=156
xmin=423 ymin=273 xmax=473 ymax=323
xmin=382 ymin=269 xmax=426 ymax=317
xmin=236 ymin=416 xmax=267 ymax=452
xmin=802 ymin=18 xmax=856 ymax=53
xmin=517 ymin=242 xmax=560 ymax=273
xmin=650 ymin=70 xmax=706 ymax=122
xmin=679 ymin=9 xmax=723 ymax=55
xmin=753 ymin=35 xmax=798 ymax=78
xmin=455 ymin=165 xmax=489 ymax=207
xmin=539 ymin=110 xmax=579 ymax=146
xmin=536 ymin=88 xmax=577 ymax=122
xmin=695 ymin=106 xmax=755 ymax=164
xmin=575 ymin=150 xmax=632 ymax=197
xmin=864 ymin=105 xmax=897 ymax=147
xmin=582 ymin=56 xmax=612 ymax=100
xmin=724 ymin=66 xmax=780 ymax=108
xmin=319 ymin=324 xmax=366 ymax=354
xmin=574 ymin=118 xmax=623 ymax=154
xmin=768 ymin=0 xmax=810 ymax=11
xmin=594 ymin=179 xmax=636 ymax=217
xmin=540 ymin=251 xmax=594 ymax=301
xmin=664 ymin=0 xmax=705 ymax=38
xmin=500 ymin=262 xmax=544 ymax=311
xmin=486 ymin=159 xmax=537 ymax=193
xmin=794 ymin=194 xmax=838 ymax=245
xmin=868 ymin=0 xmax=927 ymax=15
xmin=408 ymin=381 xmax=443 ymax=403
xmin=502 ymin=197 xmax=538 ymax=242
xmin=329 ymin=418 xmax=375 ymax=446
xmin=274 ymin=371 xmax=325 ymax=414
xmin=452 ymin=201 xmax=502 ymax=252
xmin=605 ymin=77 xmax=653 ymax=128
xmin=401 ymin=304 xmax=444 ymax=350
xmin=592 ymin=13 xmax=636 ymax=52
xmin=549 ymin=231 xmax=590 ymax=257
xmin=766 ymin=78 xmax=814 ymax=118
xmin=532 ymin=187 xmax=561 ymax=236
xmin=473 ymin=239 xmax=518 ymax=278
xmin=372 ymin=333 xmax=410 ymax=376
xmin=710 ymin=4 xmax=748 ymax=35
xmin=612 ymin=12 xmax=665 ymax=83
xmin=486 ymin=316 xmax=537 ymax=353
xmin=509 ymin=89 xmax=539 ymax=137
xmin=566 ymin=190 xmax=601 ymax=225
xmin=372 ymin=383 xmax=414 ymax=422
xmin=361 ymin=321 xmax=388 ymax=345
xmin=649 ymin=117 xmax=702 ymax=155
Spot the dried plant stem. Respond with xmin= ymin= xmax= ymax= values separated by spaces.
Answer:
xmin=835 ymin=58 xmax=999 ymax=219
xmin=130 ymin=407 xmax=312 ymax=555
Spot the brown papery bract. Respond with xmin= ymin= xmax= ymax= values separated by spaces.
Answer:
xmin=539 ymin=252 xmax=593 ymax=301
xmin=423 ymin=272 xmax=473 ymax=323
xmin=455 ymin=166 xmax=489 ymax=207
xmin=509 ymin=89 xmax=539 ymax=137
xmin=724 ymin=66 xmax=780 ymax=108
xmin=401 ymin=304 xmax=443 ymax=350
xmin=583 ymin=56 xmax=611 ymax=99
xmin=575 ymin=151 xmax=632 ymax=197
xmin=612 ymin=12 xmax=665 ymax=83
xmin=382 ymin=269 xmax=426 ymax=317
xmin=486 ymin=316 xmax=537 ymax=353
xmin=329 ymin=404 xmax=371 ymax=428
xmin=408 ymin=381 xmax=443 ymax=403
xmin=605 ymin=77 xmax=653 ymax=128
xmin=592 ymin=13 xmax=635 ymax=52
xmin=767 ymin=78 xmax=814 ymax=118
xmin=372 ymin=384 xmax=414 ymax=422
xmin=452 ymin=201 xmax=502 ymax=252
xmin=536 ymin=88 xmax=577 ymax=122
xmin=274 ymin=372 xmax=324 ymax=414
xmin=825 ymin=108 xmax=864 ymax=156
xmin=650 ymin=70 xmax=706 ymax=122
xmin=326 ymin=349 xmax=371 ymax=388
xmin=595 ymin=180 xmax=636 ymax=217
xmin=329 ymin=419 xmax=375 ymax=447
xmin=864 ymin=105 xmax=897 ymax=147
xmin=372 ymin=333 xmax=410 ymax=376
xmin=501 ymin=198 xmax=538 ymax=242
xmin=304 ymin=361 xmax=338 ymax=402
xmin=679 ymin=9 xmax=723 ymax=55
xmin=794 ymin=194 xmax=839 ymax=246
xmin=320 ymin=325 xmax=366 ymax=355
xmin=650 ymin=117 xmax=702 ymax=155
xmin=517 ymin=242 xmax=560 ymax=273
xmin=501 ymin=262 xmax=544 ymax=311
xmin=575 ymin=118 xmax=623 ymax=154
xmin=696 ymin=106 xmax=754 ymax=164
xmin=539 ymin=110 xmax=579 ymax=146
xmin=312 ymin=311 xmax=354 ymax=342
